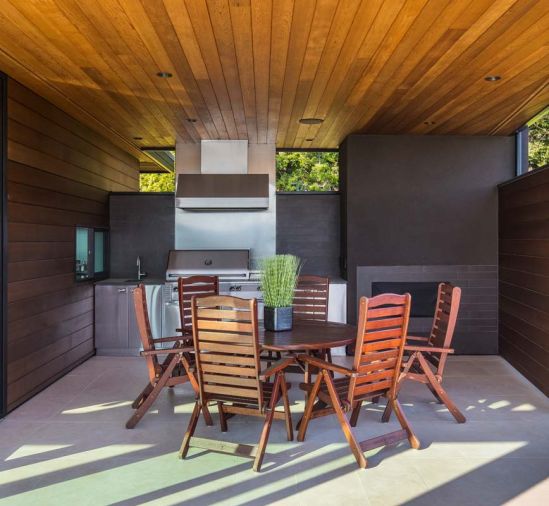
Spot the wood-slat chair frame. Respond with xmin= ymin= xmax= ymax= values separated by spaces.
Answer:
xmin=382 ymin=283 xmax=466 ymax=423
xmin=177 ymin=275 xmax=219 ymax=336
xmin=293 ymin=275 xmax=330 ymax=322
xmin=127 ymin=284 xmax=212 ymax=428
xmin=297 ymin=293 xmax=420 ymax=468
xmin=179 ymin=295 xmax=294 ymax=472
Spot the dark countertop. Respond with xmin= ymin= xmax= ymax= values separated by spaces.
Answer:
xmin=95 ymin=278 xmax=166 ymax=286
xmin=96 ymin=277 xmax=347 ymax=286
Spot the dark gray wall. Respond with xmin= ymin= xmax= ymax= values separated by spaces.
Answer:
xmin=341 ymin=135 xmax=515 ymax=352
xmin=276 ymin=193 xmax=340 ymax=278
xmin=109 ymin=193 xmax=174 ymax=278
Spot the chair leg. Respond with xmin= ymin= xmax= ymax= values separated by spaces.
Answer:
xmin=350 ymin=400 xmax=362 ymax=427
xmin=179 ymin=401 xmax=202 ymax=459
xmin=297 ymin=373 xmax=323 ymax=442
xmin=381 ymin=396 xmax=393 ymax=423
xmin=181 ymin=354 xmax=213 ymax=426
xmin=418 ymin=353 xmax=466 ymax=423
xmin=253 ymin=373 xmax=282 ymax=472
xmin=126 ymin=355 xmax=179 ymax=429
xmin=391 ymin=398 xmax=420 ymax=449
xmin=323 ymin=370 xmax=366 ymax=469
xmin=382 ymin=368 xmax=407 ymax=423
xmin=218 ymin=401 xmax=228 ymax=432
xmin=279 ymin=374 xmax=293 ymax=441
xmin=132 ymin=382 xmax=154 ymax=409
xmin=202 ymin=403 xmax=214 ymax=426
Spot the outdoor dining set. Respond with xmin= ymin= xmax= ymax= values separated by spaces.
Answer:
xmin=126 ymin=266 xmax=465 ymax=472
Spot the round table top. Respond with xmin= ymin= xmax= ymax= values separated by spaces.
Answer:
xmin=259 ymin=320 xmax=356 ymax=351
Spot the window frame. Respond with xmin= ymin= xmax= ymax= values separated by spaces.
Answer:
xmin=75 ymin=225 xmax=109 ymax=282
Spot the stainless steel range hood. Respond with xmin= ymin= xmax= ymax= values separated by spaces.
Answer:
xmin=175 ymin=173 xmax=269 ymax=210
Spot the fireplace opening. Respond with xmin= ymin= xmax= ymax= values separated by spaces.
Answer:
xmin=371 ymin=281 xmax=441 ymax=317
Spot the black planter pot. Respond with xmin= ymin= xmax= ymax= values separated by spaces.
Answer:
xmin=264 ymin=306 xmax=293 ymax=331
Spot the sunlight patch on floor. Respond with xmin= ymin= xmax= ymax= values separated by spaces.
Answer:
xmin=6 ymin=444 xmax=73 ymax=461
xmin=0 ymin=444 xmax=153 ymax=486
xmin=61 ymin=401 xmax=132 ymax=415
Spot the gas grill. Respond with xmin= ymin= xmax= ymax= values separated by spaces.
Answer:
xmin=163 ymin=249 xmax=263 ymax=335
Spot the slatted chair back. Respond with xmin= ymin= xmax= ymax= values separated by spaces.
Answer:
xmin=349 ymin=293 xmax=411 ymax=405
xmin=192 ymin=295 xmax=263 ymax=409
xmin=133 ymin=284 xmax=159 ymax=380
xmin=426 ymin=283 xmax=461 ymax=375
xmin=178 ymin=276 xmax=219 ymax=334
xmin=293 ymin=275 xmax=330 ymax=322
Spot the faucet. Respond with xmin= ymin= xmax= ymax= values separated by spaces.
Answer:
xmin=137 ymin=256 xmax=147 ymax=281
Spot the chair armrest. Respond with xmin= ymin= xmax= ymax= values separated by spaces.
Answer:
xmin=297 ymin=354 xmax=356 ymax=376
xmin=259 ymin=357 xmax=295 ymax=381
xmin=151 ymin=336 xmax=187 ymax=344
xmin=140 ymin=346 xmax=193 ymax=356
xmin=406 ymin=335 xmax=429 ymax=342
xmin=405 ymin=345 xmax=454 ymax=354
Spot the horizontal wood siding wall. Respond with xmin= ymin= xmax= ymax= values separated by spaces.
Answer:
xmin=499 ymin=166 xmax=549 ymax=395
xmin=6 ymin=79 xmax=139 ymax=411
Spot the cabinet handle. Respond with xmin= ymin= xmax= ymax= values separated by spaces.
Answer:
xmin=118 ymin=288 xmax=127 ymax=293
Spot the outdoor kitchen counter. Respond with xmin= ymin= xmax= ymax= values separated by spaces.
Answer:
xmin=96 ymin=278 xmax=166 ymax=285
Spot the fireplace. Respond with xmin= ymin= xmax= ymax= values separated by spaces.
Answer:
xmin=356 ymin=265 xmax=498 ymax=354
xmin=371 ymin=281 xmax=441 ymax=317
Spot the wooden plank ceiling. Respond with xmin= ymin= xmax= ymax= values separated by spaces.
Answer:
xmin=0 ymin=0 xmax=547 ymax=152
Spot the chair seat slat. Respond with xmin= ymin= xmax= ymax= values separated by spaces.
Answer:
xmin=197 ymin=308 xmax=252 ymax=321
xmin=354 ymin=379 xmax=393 ymax=397
xmin=204 ymin=384 xmax=260 ymax=400
xmin=198 ymin=342 xmax=255 ymax=355
xmin=365 ymin=317 xmax=404 ymax=330
xmin=200 ymin=353 xmax=256 ymax=366
xmin=362 ymin=338 xmax=403 ymax=353
xmin=198 ymin=331 xmax=255 ymax=344
xmin=362 ymin=328 xmax=403 ymax=342
xmin=201 ymin=363 xmax=257 ymax=377
xmin=202 ymin=374 xmax=259 ymax=388
xmin=197 ymin=320 xmax=253 ymax=332
xmin=355 ymin=369 xmax=394 ymax=385
xmin=358 ymin=358 xmax=397 ymax=373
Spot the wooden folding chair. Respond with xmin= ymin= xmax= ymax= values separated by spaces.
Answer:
xmin=297 ymin=293 xmax=420 ymax=469
xmin=127 ymin=284 xmax=198 ymax=429
xmin=382 ymin=283 xmax=466 ymax=423
xmin=177 ymin=275 xmax=219 ymax=337
xmin=293 ymin=275 xmax=330 ymax=322
xmin=179 ymin=295 xmax=294 ymax=472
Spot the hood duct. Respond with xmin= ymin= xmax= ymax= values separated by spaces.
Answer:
xmin=175 ymin=173 xmax=269 ymax=210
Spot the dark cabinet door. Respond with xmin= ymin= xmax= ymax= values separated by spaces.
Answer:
xmin=95 ymin=285 xmax=130 ymax=353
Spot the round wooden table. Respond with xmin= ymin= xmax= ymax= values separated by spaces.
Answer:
xmin=259 ymin=320 xmax=356 ymax=352
xmin=259 ymin=320 xmax=356 ymax=399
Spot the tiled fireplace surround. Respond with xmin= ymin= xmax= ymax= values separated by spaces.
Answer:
xmin=357 ymin=265 xmax=498 ymax=354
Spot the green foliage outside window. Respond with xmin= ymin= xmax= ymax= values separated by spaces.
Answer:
xmin=528 ymin=111 xmax=549 ymax=171
xmin=276 ymin=151 xmax=339 ymax=192
xmin=139 ymin=172 xmax=175 ymax=192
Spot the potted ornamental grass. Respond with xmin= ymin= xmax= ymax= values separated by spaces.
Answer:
xmin=261 ymin=254 xmax=301 ymax=331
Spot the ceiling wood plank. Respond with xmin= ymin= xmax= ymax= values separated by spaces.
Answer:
xmin=0 ymin=0 xmax=545 ymax=152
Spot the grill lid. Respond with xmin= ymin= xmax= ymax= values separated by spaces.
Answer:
xmin=166 ymin=249 xmax=250 ymax=279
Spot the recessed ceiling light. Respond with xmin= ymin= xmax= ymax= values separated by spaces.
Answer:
xmin=305 ymin=138 xmax=315 ymax=142
xmin=133 ymin=136 xmax=143 ymax=140
xmin=156 ymin=71 xmax=173 ymax=78
xmin=423 ymin=121 xmax=436 ymax=126
xmin=484 ymin=75 xmax=501 ymax=82
xmin=299 ymin=118 xmax=323 ymax=125
xmin=186 ymin=118 xmax=197 ymax=123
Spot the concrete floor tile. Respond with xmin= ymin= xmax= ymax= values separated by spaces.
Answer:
xmin=1 ymin=355 xmax=547 ymax=505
